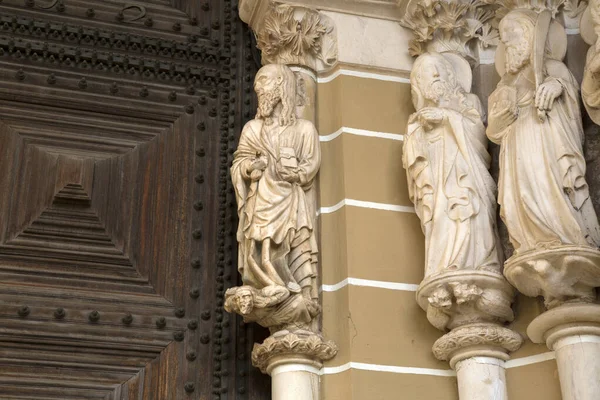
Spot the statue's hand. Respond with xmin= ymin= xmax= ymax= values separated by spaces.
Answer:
xmin=417 ymin=107 xmax=444 ymax=129
xmin=535 ymin=79 xmax=562 ymax=112
xmin=250 ymin=169 xmax=263 ymax=181
xmin=249 ymin=157 xmax=267 ymax=172
xmin=247 ymin=157 xmax=267 ymax=181
xmin=278 ymin=166 xmax=300 ymax=184
xmin=489 ymin=100 xmax=517 ymax=131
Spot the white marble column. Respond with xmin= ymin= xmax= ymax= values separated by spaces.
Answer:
xmin=528 ymin=303 xmax=600 ymax=400
xmin=455 ymin=357 xmax=508 ymax=400
xmin=269 ymin=357 xmax=321 ymax=400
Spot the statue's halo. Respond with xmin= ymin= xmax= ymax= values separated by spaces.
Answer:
xmin=494 ymin=19 xmax=567 ymax=77
xmin=580 ymin=5 xmax=596 ymax=45
xmin=441 ymin=52 xmax=472 ymax=93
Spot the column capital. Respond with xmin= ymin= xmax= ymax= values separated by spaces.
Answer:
xmin=252 ymin=331 xmax=338 ymax=374
xmin=433 ymin=323 xmax=523 ymax=369
xmin=239 ymin=0 xmax=337 ymax=70
xmin=400 ymin=0 xmax=500 ymax=65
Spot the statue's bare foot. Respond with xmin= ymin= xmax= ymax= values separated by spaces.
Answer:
xmin=306 ymin=299 xmax=321 ymax=317
xmin=272 ymin=329 xmax=290 ymax=338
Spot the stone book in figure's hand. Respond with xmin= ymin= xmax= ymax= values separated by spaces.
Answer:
xmin=279 ymin=147 xmax=298 ymax=169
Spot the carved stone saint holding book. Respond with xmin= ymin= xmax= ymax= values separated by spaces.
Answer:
xmin=228 ymin=63 xmax=321 ymax=333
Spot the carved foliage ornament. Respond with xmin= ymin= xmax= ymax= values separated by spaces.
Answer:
xmin=401 ymin=0 xmax=586 ymax=62
xmin=252 ymin=331 xmax=338 ymax=374
xmin=401 ymin=0 xmax=499 ymax=61
xmin=491 ymin=0 xmax=580 ymax=17
xmin=256 ymin=5 xmax=336 ymax=68
xmin=432 ymin=323 xmax=523 ymax=361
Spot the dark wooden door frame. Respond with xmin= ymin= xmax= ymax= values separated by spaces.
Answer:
xmin=0 ymin=0 xmax=269 ymax=398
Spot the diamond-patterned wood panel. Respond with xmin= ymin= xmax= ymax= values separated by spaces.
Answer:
xmin=0 ymin=0 xmax=268 ymax=398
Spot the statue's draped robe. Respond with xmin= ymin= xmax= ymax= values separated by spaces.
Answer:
xmin=244 ymin=293 xmax=313 ymax=332
xmin=403 ymin=103 xmax=502 ymax=277
xmin=488 ymin=61 xmax=600 ymax=254
xmin=231 ymin=118 xmax=320 ymax=294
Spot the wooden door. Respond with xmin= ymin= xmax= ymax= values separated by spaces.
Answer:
xmin=0 ymin=0 xmax=269 ymax=398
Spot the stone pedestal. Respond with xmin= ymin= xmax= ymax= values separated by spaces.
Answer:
xmin=252 ymin=331 xmax=337 ymax=400
xmin=528 ymin=303 xmax=600 ymax=400
xmin=417 ymin=270 xmax=522 ymax=400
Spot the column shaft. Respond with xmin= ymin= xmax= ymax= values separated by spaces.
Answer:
xmin=271 ymin=364 xmax=320 ymax=400
xmin=456 ymin=357 xmax=508 ymax=400
xmin=554 ymin=335 xmax=600 ymax=400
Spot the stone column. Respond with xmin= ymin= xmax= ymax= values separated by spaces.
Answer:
xmin=230 ymin=2 xmax=338 ymax=400
xmin=489 ymin=3 xmax=600 ymax=400
xmin=527 ymin=304 xmax=600 ymax=400
xmin=400 ymin=2 xmax=523 ymax=399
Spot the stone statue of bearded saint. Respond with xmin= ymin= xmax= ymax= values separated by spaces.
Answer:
xmin=403 ymin=52 xmax=503 ymax=278
xmin=230 ymin=64 xmax=320 ymax=330
xmin=487 ymin=10 xmax=600 ymax=258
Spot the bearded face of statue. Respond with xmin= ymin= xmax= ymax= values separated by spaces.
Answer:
xmin=236 ymin=290 xmax=254 ymax=315
xmin=500 ymin=18 xmax=531 ymax=74
xmin=415 ymin=56 xmax=456 ymax=105
xmin=254 ymin=68 xmax=283 ymax=120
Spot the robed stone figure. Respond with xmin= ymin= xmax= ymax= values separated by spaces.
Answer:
xmin=488 ymin=9 xmax=600 ymax=256
xmin=227 ymin=64 xmax=320 ymax=332
xmin=403 ymin=52 xmax=503 ymax=278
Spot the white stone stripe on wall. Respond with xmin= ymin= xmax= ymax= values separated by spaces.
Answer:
xmin=319 ymin=199 xmax=415 ymax=215
xmin=321 ymin=352 xmax=557 ymax=376
xmin=504 ymin=352 xmax=556 ymax=368
xmin=318 ymin=68 xmax=411 ymax=84
xmin=319 ymin=126 xmax=404 ymax=142
xmin=321 ymin=277 xmax=419 ymax=292
xmin=321 ymin=362 xmax=455 ymax=377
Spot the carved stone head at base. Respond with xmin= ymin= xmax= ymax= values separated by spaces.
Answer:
xmin=224 ymin=285 xmax=320 ymax=334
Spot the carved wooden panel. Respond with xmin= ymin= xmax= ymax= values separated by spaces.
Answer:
xmin=0 ymin=0 xmax=268 ymax=398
